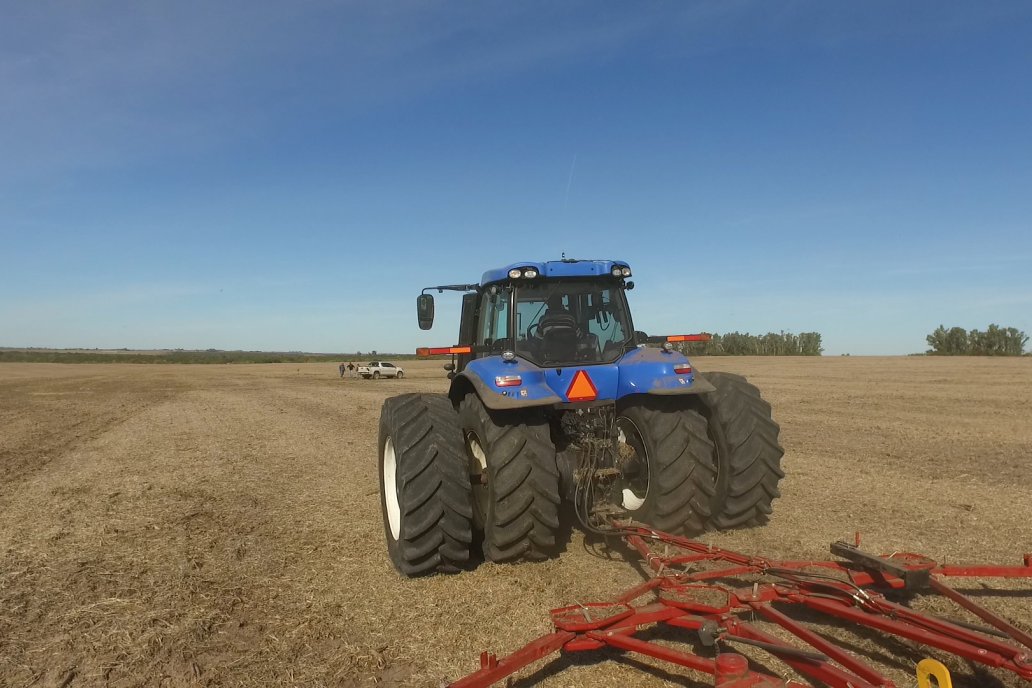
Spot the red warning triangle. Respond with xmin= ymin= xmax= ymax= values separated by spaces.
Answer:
xmin=566 ymin=370 xmax=598 ymax=402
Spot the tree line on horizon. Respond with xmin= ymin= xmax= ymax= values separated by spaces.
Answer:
xmin=926 ymin=324 xmax=1028 ymax=356
xmin=675 ymin=331 xmax=823 ymax=356
xmin=0 ymin=350 xmax=411 ymax=364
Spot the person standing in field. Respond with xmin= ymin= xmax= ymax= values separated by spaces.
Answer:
xmin=339 ymin=363 xmax=346 ymax=378
xmin=347 ymin=361 xmax=356 ymax=377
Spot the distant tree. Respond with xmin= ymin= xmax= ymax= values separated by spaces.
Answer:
xmin=798 ymin=332 xmax=823 ymax=355
xmin=676 ymin=331 xmax=822 ymax=356
xmin=946 ymin=326 xmax=969 ymax=354
xmin=927 ymin=324 xmax=1027 ymax=356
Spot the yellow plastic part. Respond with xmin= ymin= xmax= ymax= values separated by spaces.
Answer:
xmin=916 ymin=658 xmax=953 ymax=688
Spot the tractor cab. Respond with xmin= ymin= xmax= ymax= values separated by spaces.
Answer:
xmin=478 ymin=270 xmax=634 ymax=367
xmin=417 ymin=259 xmax=637 ymax=371
xmin=416 ymin=259 xmax=711 ymax=410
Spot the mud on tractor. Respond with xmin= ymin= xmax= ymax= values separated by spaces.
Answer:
xmin=377 ymin=258 xmax=784 ymax=575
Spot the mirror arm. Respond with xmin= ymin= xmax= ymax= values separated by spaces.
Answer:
xmin=422 ymin=284 xmax=479 ymax=295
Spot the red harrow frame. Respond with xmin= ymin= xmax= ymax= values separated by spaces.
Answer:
xmin=451 ymin=523 xmax=1032 ymax=687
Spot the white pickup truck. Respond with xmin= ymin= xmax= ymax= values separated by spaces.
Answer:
xmin=358 ymin=361 xmax=404 ymax=379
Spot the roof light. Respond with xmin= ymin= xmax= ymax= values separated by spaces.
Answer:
xmin=501 ymin=350 xmax=516 ymax=362
xmin=508 ymin=268 xmax=522 ymax=279
xmin=523 ymin=268 xmax=538 ymax=278
xmin=495 ymin=375 xmax=522 ymax=387
xmin=611 ymin=267 xmax=622 ymax=277
xmin=621 ymin=267 xmax=631 ymax=277
xmin=662 ymin=342 xmax=674 ymax=352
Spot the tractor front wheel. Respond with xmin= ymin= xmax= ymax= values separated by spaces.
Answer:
xmin=700 ymin=373 xmax=785 ymax=529
xmin=458 ymin=394 xmax=561 ymax=562
xmin=378 ymin=393 xmax=473 ymax=576
xmin=614 ymin=399 xmax=716 ymax=534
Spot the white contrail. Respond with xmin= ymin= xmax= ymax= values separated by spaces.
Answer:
xmin=563 ymin=153 xmax=577 ymax=210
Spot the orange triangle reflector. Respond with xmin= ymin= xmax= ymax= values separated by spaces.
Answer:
xmin=566 ymin=370 xmax=598 ymax=402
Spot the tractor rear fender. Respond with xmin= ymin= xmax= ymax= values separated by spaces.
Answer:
xmin=615 ymin=346 xmax=716 ymax=397
xmin=448 ymin=359 xmax=562 ymax=411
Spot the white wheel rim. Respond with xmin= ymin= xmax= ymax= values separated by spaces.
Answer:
xmin=469 ymin=436 xmax=488 ymax=473
xmin=616 ymin=423 xmax=648 ymax=511
xmin=467 ymin=433 xmax=488 ymax=521
xmin=384 ymin=436 xmax=401 ymax=540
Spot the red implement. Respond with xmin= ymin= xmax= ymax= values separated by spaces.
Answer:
xmin=449 ymin=523 xmax=1032 ymax=687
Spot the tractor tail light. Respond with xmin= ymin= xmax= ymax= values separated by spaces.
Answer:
xmin=495 ymin=375 xmax=522 ymax=387
xmin=674 ymin=364 xmax=692 ymax=375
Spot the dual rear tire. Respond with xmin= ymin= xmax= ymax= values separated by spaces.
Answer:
xmin=609 ymin=379 xmax=784 ymax=532
xmin=377 ymin=392 xmax=561 ymax=572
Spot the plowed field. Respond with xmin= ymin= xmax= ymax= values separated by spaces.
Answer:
xmin=2 ymin=357 xmax=1030 ymax=687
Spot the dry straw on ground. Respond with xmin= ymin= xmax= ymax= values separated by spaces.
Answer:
xmin=1 ymin=357 xmax=1030 ymax=686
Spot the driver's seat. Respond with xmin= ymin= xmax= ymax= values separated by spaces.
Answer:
xmin=538 ymin=311 xmax=577 ymax=336
xmin=538 ymin=311 xmax=579 ymax=362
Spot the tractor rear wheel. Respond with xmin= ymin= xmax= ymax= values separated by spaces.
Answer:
xmin=458 ymin=394 xmax=561 ymax=562
xmin=614 ymin=398 xmax=716 ymax=534
xmin=378 ymin=393 xmax=473 ymax=576
xmin=700 ymin=373 xmax=785 ymax=529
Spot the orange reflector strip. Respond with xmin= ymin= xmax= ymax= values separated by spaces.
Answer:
xmin=566 ymin=370 xmax=598 ymax=402
xmin=416 ymin=346 xmax=472 ymax=357
xmin=667 ymin=334 xmax=712 ymax=343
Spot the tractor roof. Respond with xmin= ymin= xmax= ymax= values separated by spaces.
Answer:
xmin=480 ymin=259 xmax=631 ymax=286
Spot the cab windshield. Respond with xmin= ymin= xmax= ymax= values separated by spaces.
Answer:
xmin=508 ymin=280 xmax=633 ymax=366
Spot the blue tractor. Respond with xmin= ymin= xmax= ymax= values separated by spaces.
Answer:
xmin=378 ymin=259 xmax=784 ymax=576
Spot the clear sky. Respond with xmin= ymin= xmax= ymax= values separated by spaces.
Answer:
xmin=2 ymin=1 xmax=1031 ymax=355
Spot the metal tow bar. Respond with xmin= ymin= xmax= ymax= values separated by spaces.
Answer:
xmin=449 ymin=523 xmax=1032 ymax=688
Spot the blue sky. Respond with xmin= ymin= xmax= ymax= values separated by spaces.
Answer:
xmin=2 ymin=1 xmax=1031 ymax=355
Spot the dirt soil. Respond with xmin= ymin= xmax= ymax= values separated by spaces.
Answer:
xmin=1 ymin=357 xmax=1030 ymax=687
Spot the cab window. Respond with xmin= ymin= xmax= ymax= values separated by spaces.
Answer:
xmin=477 ymin=289 xmax=510 ymax=349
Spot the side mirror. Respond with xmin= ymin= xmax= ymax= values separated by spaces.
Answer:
xmin=443 ymin=362 xmax=455 ymax=371
xmin=417 ymin=294 xmax=435 ymax=330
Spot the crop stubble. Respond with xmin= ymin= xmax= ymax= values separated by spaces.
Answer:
xmin=1 ymin=357 xmax=1030 ymax=687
